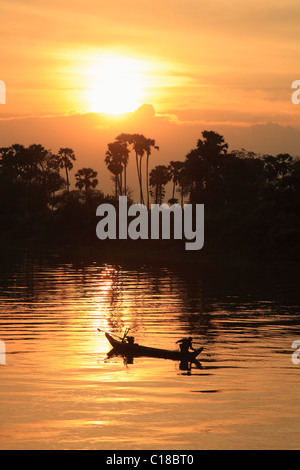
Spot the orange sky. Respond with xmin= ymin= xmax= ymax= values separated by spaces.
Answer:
xmin=1 ymin=0 xmax=300 ymax=127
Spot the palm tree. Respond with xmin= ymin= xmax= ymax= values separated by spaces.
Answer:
xmin=116 ymin=133 xmax=159 ymax=205
xmin=176 ymin=164 xmax=190 ymax=206
xmin=145 ymin=138 xmax=159 ymax=209
xmin=168 ymin=160 xmax=184 ymax=203
xmin=57 ymin=148 xmax=76 ymax=194
xmin=149 ymin=165 xmax=171 ymax=205
xmin=105 ymin=141 xmax=129 ymax=198
xmin=130 ymin=134 xmax=146 ymax=205
xmin=116 ymin=133 xmax=142 ymax=202
xmin=115 ymin=134 xmax=130 ymax=195
xmin=25 ymin=144 xmax=50 ymax=183
xmin=75 ymin=167 xmax=98 ymax=202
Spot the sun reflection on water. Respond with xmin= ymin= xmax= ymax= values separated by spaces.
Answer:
xmin=0 ymin=255 xmax=300 ymax=449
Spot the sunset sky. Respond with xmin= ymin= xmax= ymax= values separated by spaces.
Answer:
xmin=2 ymin=0 xmax=300 ymax=198
xmin=1 ymin=0 xmax=300 ymax=126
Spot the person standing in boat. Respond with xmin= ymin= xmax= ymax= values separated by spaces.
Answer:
xmin=126 ymin=336 xmax=135 ymax=344
xmin=176 ymin=337 xmax=195 ymax=353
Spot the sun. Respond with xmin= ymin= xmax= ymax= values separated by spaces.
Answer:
xmin=85 ymin=55 xmax=146 ymax=115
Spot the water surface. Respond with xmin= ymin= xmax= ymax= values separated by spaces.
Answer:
xmin=0 ymin=250 xmax=299 ymax=449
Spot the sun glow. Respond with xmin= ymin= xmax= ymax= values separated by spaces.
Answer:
xmin=85 ymin=56 xmax=147 ymax=115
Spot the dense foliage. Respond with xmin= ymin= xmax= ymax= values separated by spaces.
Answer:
xmin=1 ymin=131 xmax=300 ymax=260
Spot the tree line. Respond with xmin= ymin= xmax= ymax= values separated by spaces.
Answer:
xmin=103 ymin=131 xmax=300 ymax=214
xmin=0 ymin=131 xmax=300 ymax=258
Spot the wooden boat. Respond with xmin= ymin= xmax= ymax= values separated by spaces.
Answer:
xmin=104 ymin=332 xmax=203 ymax=362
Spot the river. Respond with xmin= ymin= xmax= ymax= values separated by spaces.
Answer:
xmin=0 ymin=249 xmax=299 ymax=449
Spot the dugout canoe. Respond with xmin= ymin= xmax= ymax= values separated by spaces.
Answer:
xmin=104 ymin=332 xmax=203 ymax=362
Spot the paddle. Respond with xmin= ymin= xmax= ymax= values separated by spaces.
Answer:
xmin=122 ymin=327 xmax=131 ymax=342
xmin=97 ymin=328 xmax=124 ymax=341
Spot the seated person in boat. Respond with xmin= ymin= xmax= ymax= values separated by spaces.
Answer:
xmin=176 ymin=337 xmax=195 ymax=353
xmin=126 ymin=335 xmax=135 ymax=344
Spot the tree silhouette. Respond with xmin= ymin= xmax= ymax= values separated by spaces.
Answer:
xmin=185 ymin=131 xmax=228 ymax=205
xmin=75 ymin=167 xmax=98 ymax=203
xmin=57 ymin=148 xmax=76 ymax=194
xmin=168 ymin=160 xmax=184 ymax=203
xmin=0 ymin=144 xmax=66 ymax=214
xmin=177 ymin=169 xmax=190 ymax=206
xmin=116 ymin=133 xmax=159 ymax=205
xmin=264 ymin=153 xmax=293 ymax=185
xmin=116 ymin=133 xmax=143 ymax=201
xmin=115 ymin=134 xmax=131 ymax=196
xmin=129 ymin=134 xmax=147 ymax=204
xmin=2 ymin=132 xmax=300 ymax=262
xmin=105 ymin=141 xmax=127 ymax=198
xmin=149 ymin=165 xmax=171 ymax=204
xmin=145 ymin=138 xmax=159 ymax=209
xmin=222 ymin=153 xmax=265 ymax=206
xmin=0 ymin=144 xmax=51 ymax=184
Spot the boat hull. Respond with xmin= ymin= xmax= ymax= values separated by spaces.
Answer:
xmin=105 ymin=332 xmax=203 ymax=362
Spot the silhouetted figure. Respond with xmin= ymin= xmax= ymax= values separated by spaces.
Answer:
xmin=179 ymin=359 xmax=191 ymax=372
xmin=126 ymin=336 xmax=135 ymax=344
xmin=176 ymin=337 xmax=195 ymax=353
xmin=124 ymin=355 xmax=134 ymax=365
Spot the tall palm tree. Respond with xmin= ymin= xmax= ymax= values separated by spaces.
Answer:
xmin=116 ymin=133 xmax=159 ymax=205
xmin=57 ymin=148 xmax=76 ymax=194
xmin=176 ymin=164 xmax=190 ymax=206
xmin=168 ymin=160 xmax=184 ymax=202
xmin=75 ymin=167 xmax=98 ymax=202
xmin=145 ymin=138 xmax=159 ymax=209
xmin=115 ymin=134 xmax=130 ymax=195
xmin=149 ymin=165 xmax=171 ymax=205
xmin=105 ymin=141 xmax=129 ymax=198
xmin=25 ymin=144 xmax=49 ymax=184
xmin=131 ymin=134 xmax=146 ymax=205
xmin=116 ymin=139 xmax=130 ymax=195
